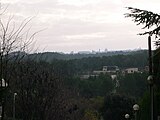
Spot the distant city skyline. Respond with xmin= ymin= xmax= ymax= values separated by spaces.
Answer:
xmin=69 ymin=47 xmax=143 ymax=54
xmin=2 ymin=0 xmax=160 ymax=53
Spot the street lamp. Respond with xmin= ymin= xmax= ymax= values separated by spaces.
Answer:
xmin=13 ymin=93 xmax=17 ymax=120
xmin=147 ymin=74 xmax=154 ymax=120
xmin=125 ymin=114 xmax=130 ymax=119
xmin=1 ymin=78 xmax=8 ymax=87
xmin=133 ymin=104 xmax=139 ymax=120
xmin=147 ymin=75 xmax=153 ymax=85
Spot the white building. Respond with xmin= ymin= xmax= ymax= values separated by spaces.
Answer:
xmin=125 ymin=68 xmax=139 ymax=74
xmin=93 ymin=66 xmax=119 ymax=74
xmin=102 ymin=66 xmax=119 ymax=73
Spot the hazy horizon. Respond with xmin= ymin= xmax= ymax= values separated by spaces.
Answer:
xmin=35 ymin=48 xmax=147 ymax=54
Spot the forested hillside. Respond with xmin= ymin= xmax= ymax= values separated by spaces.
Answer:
xmin=2 ymin=50 xmax=149 ymax=120
xmin=28 ymin=50 xmax=147 ymax=61
xmin=41 ymin=50 xmax=148 ymax=75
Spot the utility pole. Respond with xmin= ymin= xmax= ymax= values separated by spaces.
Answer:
xmin=148 ymin=35 xmax=154 ymax=120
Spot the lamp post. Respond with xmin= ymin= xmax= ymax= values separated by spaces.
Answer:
xmin=0 ymin=78 xmax=8 ymax=120
xmin=148 ymin=35 xmax=154 ymax=120
xmin=13 ymin=93 xmax=17 ymax=120
xmin=0 ymin=106 xmax=2 ymax=120
xmin=133 ymin=104 xmax=139 ymax=120
xmin=147 ymin=75 xmax=154 ymax=120
xmin=125 ymin=114 xmax=130 ymax=120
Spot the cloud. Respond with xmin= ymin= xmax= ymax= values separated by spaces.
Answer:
xmin=58 ymin=0 xmax=103 ymax=6
xmin=1 ymin=0 xmax=159 ymax=53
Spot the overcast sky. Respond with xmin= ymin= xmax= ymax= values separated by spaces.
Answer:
xmin=1 ymin=0 xmax=160 ymax=53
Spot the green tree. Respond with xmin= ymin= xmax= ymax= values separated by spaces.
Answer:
xmin=81 ymin=109 xmax=99 ymax=120
xmin=125 ymin=7 xmax=160 ymax=38
xmin=125 ymin=7 xmax=160 ymax=120
xmin=75 ymin=74 xmax=114 ymax=97
xmin=119 ymin=73 xmax=148 ymax=98
xmin=139 ymin=92 xmax=150 ymax=120
xmin=101 ymin=94 xmax=135 ymax=120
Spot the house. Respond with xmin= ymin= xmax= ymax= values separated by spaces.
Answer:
xmin=80 ymin=74 xmax=99 ymax=79
xmin=102 ymin=66 xmax=119 ymax=73
xmin=93 ymin=66 xmax=119 ymax=74
xmin=125 ymin=68 xmax=139 ymax=74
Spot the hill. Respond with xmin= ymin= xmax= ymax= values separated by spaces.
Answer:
xmin=26 ymin=50 xmax=148 ymax=75
xmin=28 ymin=50 xmax=148 ymax=62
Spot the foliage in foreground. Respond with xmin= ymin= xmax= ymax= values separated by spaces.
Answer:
xmin=101 ymin=94 xmax=135 ymax=120
xmin=126 ymin=7 xmax=160 ymax=120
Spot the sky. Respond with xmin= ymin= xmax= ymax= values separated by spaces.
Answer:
xmin=1 ymin=0 xmax=160 ymax=53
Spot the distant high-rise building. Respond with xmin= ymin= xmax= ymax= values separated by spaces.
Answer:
xmin=78 ymin=51 xmax=91 ymax=54
xmin=104 ymin=48 xmax=108 ymax=53
xmin=92 ymin=50 xmax=96 ymax=54
xmin=70 ymin=51 xmax=74 ymax=54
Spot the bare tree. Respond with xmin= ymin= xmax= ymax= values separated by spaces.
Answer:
xmin=0 ymin=4 xmax=39 ymax=120
xmin=5 ymin=59 xmax=77 ymax=120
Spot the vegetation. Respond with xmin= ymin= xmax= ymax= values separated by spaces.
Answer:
xmin=6 ymin=60 xmax=73 ymax=120
xmin=0 ymin=49 xmax=149 ymax=120
xmin=29 ymin=50 xmax=147 ymax=60
xmin=0 ymin=4 xmax=39 ymax=120
xmin=119 ymin=73 xmax=148 ymax=98
xmin=1 ymin=4 xmax=160 ymax=120
xmin=101 ymin=94 xmax=135 ymax=120
xmin=126 ymin=7 xmax=160 ymax=120
xmin=46 ymin=50 xmax=148 ymax=75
